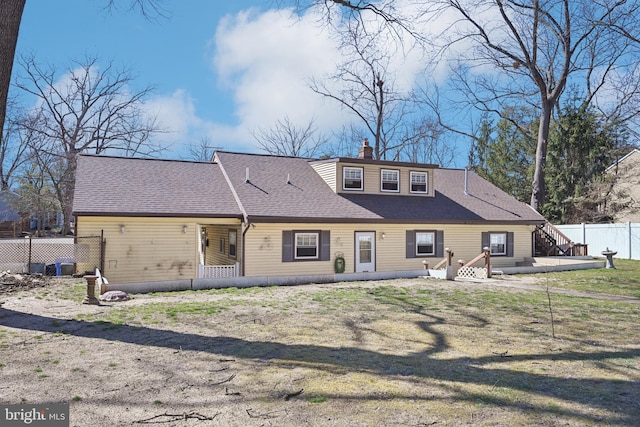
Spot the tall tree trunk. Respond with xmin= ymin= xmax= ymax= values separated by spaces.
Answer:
xmin=531 ymin=101 xmax=553 ymax=211
xmin=0 ymin=0 xmax=26 ymax=150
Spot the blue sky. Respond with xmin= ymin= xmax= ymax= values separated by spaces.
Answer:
xmin=14 ymin=1 xmax=348 ymax=157
xmin=14 ymin=1 xmax=462 ymax=163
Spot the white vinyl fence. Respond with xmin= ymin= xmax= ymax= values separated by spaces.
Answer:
xmin=554 ymin=222 xmax=640 ymax=260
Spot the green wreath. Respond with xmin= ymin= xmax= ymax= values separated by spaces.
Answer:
xmin=334 ymin=254 xmax=346 ymax=274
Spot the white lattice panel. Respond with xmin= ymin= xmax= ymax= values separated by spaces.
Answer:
xmin=457 ymin=266 xmax=488 ymax=279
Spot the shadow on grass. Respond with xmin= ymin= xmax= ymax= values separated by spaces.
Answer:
xmin=1 ymin=306 xmax=638 ymax=425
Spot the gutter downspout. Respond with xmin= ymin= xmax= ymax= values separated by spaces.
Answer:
xmin=216 ymin=155 xmax=251 ymax=277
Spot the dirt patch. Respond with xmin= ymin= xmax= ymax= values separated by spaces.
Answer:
xmin=0 ymin=276 xmax=638 ymax=426
xmin=0 ymin=272 xmax=53 ymax=295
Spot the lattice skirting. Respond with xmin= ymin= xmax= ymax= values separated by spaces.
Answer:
xmin=457 ymin=266 xmax=488 ymax=279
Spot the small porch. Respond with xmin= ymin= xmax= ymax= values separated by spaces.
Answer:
xmin=197 ymin=223 xmax=243 ymax=279
xmin=198 ymin=262 xmax=240 ymax=279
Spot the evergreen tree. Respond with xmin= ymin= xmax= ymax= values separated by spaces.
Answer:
xmin=469 ymin=108 xmax=535 ymax=203
xmin=543 ymin=97 xmax=627 ymax=223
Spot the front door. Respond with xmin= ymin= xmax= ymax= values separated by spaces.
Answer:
xmin=355 ymin=232 xmax=375 ymax=272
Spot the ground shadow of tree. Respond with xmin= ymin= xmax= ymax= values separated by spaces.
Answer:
xmin=0 ymin=306 xmax=638 ymax=425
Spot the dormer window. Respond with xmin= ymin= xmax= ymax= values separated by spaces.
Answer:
xmin=381 ymin=169 xmax=399 ymax=192
xmin=410 ymin=171 xmax=428 ymax=193
xmin=343 ymin=167 xmax=363 ymax=190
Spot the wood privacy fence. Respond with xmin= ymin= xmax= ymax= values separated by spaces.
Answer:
xmin=554 ymin=222 xmax=640 ymax=260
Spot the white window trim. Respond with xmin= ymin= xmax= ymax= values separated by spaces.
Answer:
xmin=410 ymin=171 xmax=428 ymax=194
xmin=343 ymin=166 xmax=364 ymax=191
xmin=415 ymin=231 xmax=435 ymax=256
xmin=294 ymin=232 xmax=319 ymax=260
xmin=489 ymin=232 xmax=507 ymax=256
xmin=380 ymin=169 xmax=400 ymax=192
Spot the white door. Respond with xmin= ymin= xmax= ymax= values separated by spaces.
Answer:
xmin=355 ymin=232 xmax=375 ymax=272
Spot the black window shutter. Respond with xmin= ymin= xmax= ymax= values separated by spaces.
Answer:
xmin=320 ymin=230 xmax=331 ymax=261
xmin=507 ymin=232 xmax=514 ymax=257
xmin=406 ymin=230 xmax=415 ymax=258
xmin=481 ymin=232 xmax=490 ymax=251
xmin=436 ymin=230 xmax=444 ymax=257
xmin=282 ymin=231 xmax=293 ymax=262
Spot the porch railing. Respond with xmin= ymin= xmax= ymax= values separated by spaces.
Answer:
xmin=534 ymin=222 xmax=588 ymax=256
xmin=198 ymin=262 xmax=240 ymax=279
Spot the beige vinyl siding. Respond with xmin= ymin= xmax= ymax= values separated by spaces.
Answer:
xmin=76 ymin=216 xmax=240 ymax=283
xmin=337 ymin=162 xmax=435 ymax=197
xmin=244 ymin=222 xmax=533 ymax=277
xmin=203 ymin=225 xmax=240 ymax=266
xmin=310 ymin=162 xmax=337 ymax=192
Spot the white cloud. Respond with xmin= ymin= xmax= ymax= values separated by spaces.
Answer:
xmin=148 ymin=3 xmax=456 ymax=157
xmin=212 ymin=7 xmax=349 ymax=146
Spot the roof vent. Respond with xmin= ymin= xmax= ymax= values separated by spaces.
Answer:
xmin=286 ymin=173 xmax=291 ymax=184
xmin=245 ymin=167 xmax=250 ymax=183
xmin=464 ymin=166 xmax=469 ymax=195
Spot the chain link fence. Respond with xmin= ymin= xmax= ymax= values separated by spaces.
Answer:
xmin=0 ymin=235 xmax=104 ymax=275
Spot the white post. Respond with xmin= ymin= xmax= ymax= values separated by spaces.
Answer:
xmin=628 ymin=221 xmax=632 ymax=260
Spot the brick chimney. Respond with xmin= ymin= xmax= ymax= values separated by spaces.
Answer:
xmin=358 ymin=138 xmax=373 ymax=160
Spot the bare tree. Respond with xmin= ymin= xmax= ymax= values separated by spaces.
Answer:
xmin=252 ymin=116 xmax=328 ymax=158
xmin=0 ymin=97 xmax=33 ymax=191
xmin=302 ymin=0 xmax=640 ymax=212
xmin=186 ymin=137 xmax=221 ymax=162
xmin=431 ymin=0 xmax=640 ymax=211
xmin=0 ymin=0 xmax=168 ymax=186
xmin=309 ymin=16 xmax=416 ymax=160
xmin=15 ymin=55 xmax=163 ymax=234
xmin=397 ymin=116 xmax=455 ymax=167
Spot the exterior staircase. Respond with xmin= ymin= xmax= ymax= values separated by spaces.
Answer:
xmin=533 ymin=222 xmax=588 ymax=256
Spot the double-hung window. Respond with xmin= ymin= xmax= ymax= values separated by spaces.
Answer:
xmin=489 ymin=232 xmax=507 ymax=255
xmin=283 ymin=230 xmax=330 ymax=262
xmin=381 ymin=169 xmax=399 ymax=192
xmin=410 ymin=171 xmax=428 ymax=193
xmin=295 ymin=232 xmax=319 ymax=259
xmin=343 ymin=167 xmax=363 ymax=190
xmin=415 ymin=231 xmax=435 ymax=256
xmin=406 ymin=230 xmax=443 ymax=258
xmin=481 ymin=231 xmax=513 ymax=257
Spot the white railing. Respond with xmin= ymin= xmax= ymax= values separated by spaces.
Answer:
xmin=198 ymin=262 xmax=240 ymax=279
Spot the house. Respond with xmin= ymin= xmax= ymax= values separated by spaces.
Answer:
xmin=72 ymin=143 xmax=546 ymax=284
xmin=604 ymin=148 xmax=640 ymax=223
xmin=0 ymin=191 xmax=24 ymax=238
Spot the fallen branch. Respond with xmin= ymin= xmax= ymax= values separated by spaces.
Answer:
xmin=284 ymin=388 xmax=304 ymax=401
xmin=225 ymin=387 xmax=241 ymax=396
xmin=246 ymin=408 xmax=283 ymax=419
xmin=135 ymin=411 xmax=219 ymax=423
xmin=210 ymin=373 xmax=235 ymax=385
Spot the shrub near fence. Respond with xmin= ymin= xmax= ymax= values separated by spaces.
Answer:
xmin=555 ymin=222 xmax=640 ymax=260
xmin=0 ymin=235 xmax=103 ymax=274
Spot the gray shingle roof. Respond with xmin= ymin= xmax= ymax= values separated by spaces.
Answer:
xmin=342 ymin=169 xmax=544 ymax=223
xmin=214 ymin=151 xmax=381 ymax=221
xmin=73 ymin=155 xmax=242 ymax=218
xmin=73 ymin=152 xmax=545 ymax=224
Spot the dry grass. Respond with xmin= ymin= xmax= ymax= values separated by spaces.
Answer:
xmin=0 ymin=269 xmax=639 ymax=426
